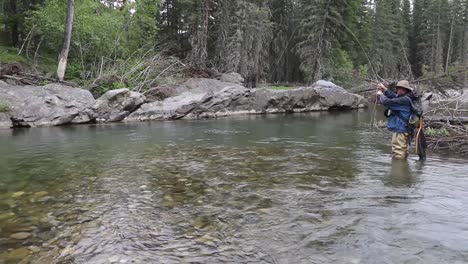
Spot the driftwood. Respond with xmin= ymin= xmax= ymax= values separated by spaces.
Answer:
xmin=425 ymin=116 xmax=468 ymax=124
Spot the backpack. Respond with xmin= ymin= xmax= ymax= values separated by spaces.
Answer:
xmin=407 ymin=96 xmax=423 ymax=130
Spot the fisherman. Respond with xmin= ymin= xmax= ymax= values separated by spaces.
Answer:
xmin=377 ymin=80 xmax=416 ymax=160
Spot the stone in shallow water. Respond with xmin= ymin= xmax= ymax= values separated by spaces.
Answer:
xmin=0 ymin=212 xmax=15 ymax=221
xmin=6 ymin=247 xmax=30 ymax=260
xmin=28 ymin=246 xmax=41 ymax=253
xmin=34 ymin=191 xmax=49 ymax=197
xmin=12 ymin=191 xmax=25 ymax=198
xmin=10 ymin=232 xmax=31 ymax=240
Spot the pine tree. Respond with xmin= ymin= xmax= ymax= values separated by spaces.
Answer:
xmin=296 ymin=0 xmax=343 ymax=82
xmin=212 ymin=0 xmax=271 ymax=86
xmin=268 ymin=0 xmax=301 ymax=83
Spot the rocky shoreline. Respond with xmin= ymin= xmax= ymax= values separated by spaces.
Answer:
xmin=0 ymin=76 xmax=367 ymax=129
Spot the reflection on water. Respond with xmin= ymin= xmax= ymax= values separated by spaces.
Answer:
xmin=1 ymin=111 xmax=468 ymax=263
xmin=384 ymin=160 xmax=416 ymax=187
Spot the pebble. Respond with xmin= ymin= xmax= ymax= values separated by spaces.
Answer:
xmin=10 ymin=232 xmax=31 ymax=240
xmin=12 ymin=226 xmax=37 ymax=232
xmin=6 ymin=248 xmax=30 ymax=260
xmin=12 ymin=191 xmax=25 ymax=198
xmin=34 ymin=191 xmax=49 ymax=197
xmin=28 ymin=246 xmax=41 ymax=253
xmin=0 ymin=212 xmax=15 ymax=221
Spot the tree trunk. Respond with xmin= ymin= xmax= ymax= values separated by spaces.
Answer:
xmin=57 ymin=0 xmax=75 ymax=82
xmin=8 ymin=0 xmax=19 ymax=46
xmin=190 ymin=0 xmax=210 ymax=67
xmin=444 ymin=15 xmax=454 ymax=73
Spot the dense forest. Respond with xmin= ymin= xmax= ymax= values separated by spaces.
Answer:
xmin=0 ymin=0 xmax=467 ymax=89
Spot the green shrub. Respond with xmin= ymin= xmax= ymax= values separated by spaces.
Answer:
xmin=65 ymin=62 xmax=82 ymax=80
xmin=426 ymin=127 xmax=450 ymax=137
xmin=0 ymin=46 xmax=28 ymax=64
xmin=0 ymin=100 xmax=10 ymax=112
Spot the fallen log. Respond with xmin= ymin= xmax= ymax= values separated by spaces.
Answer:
xmin=1 ymin=73 xmax=78 ymax=87
xmin=425 ymin=115 xmax=468 ymax=124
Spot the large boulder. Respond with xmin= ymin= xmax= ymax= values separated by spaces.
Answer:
xmin=125 ymin=79 xmax=366 ymax=122
xmin=0 ymin=84 xmax=95 ymax=127
xmin=86 ymin=88 xmax=146 ymax=122
xmin=189 ymin=81 xmax=366 ymax=116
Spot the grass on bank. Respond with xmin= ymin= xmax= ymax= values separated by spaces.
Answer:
xmin=425 ymin=127 xmax=450 ymax=137
xmin=0 ymin=46 xmax=28 ymax=64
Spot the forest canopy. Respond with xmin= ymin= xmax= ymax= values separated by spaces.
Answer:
xmin=0 ymin=0 xmax=467 ymax=89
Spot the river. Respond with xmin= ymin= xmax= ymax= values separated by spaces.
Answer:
xmin=1 ymin=110 xmax=467 ymax=263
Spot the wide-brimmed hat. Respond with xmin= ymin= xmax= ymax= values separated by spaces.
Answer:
xmin=396 ymin=80 xmax=413 ymax=91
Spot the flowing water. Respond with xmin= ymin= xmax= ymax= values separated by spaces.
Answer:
xmin=0 ymin=111 xmax=467 ymax=264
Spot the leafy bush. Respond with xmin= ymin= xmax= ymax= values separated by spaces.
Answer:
xmin=64 ymin=62 xmax=82 ymax=81
xmin=26 ymin=0 xmax=126 ymax=79
xmin=26 ymin=0 xmax=159 ymax=81
xmin=0 ymin=46 xmax=28 ymax=64
xmin=426 ymin=127 xmax=450 ymax=137
xmin=0 ymin=100 xmax=10 ymax=112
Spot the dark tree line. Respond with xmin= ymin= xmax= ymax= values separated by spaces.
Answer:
xmin=1 ymin=0 xmax=467 ymax=87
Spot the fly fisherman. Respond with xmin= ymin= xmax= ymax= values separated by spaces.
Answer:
xmin=377 ymin=80 xmax=417 ymax=160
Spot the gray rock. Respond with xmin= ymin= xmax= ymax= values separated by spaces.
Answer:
xmin=86 ymin=88 xmax=146 ymax=123
xmin=0 ymin=113 xmax=12 ymax=129
xmin=0 ymin=84 xmax=95 ymax=127
xmin=125 ymin=79 xmax=366 ymax=122
xmin=10 ymin=232 xmax=31 ymax=240
xmin=219 ymin=72 xmax=245 ymax=84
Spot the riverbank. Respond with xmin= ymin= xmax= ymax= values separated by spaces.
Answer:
xmin=0 ymin=76 xmax=367 ymax=129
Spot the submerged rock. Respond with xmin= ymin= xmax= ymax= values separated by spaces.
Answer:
xmin=12 ymin=191 xmax=25 ymax=198
xmin=0 ymin=112 xmax=12 ymax=129
xmin=28 ymin=246 xmax=41 ymax=253
xmin=6 ymin=247 xmax=30 ymax=261
xmin=10 ymin=232 xmax=31 ymax=240
xmin=34 ymin=191 xmax=49 ymax=197
xmin=0 ymin=212 xmax=15 ymax=221
xmin=0 ymin=83 xmax=95 ymax=127
xmin=125 ymin=79 xmax=366 ymax=122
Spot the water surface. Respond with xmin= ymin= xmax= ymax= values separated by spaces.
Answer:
xmin=1 ymin=111 xmax=467 ymax=263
